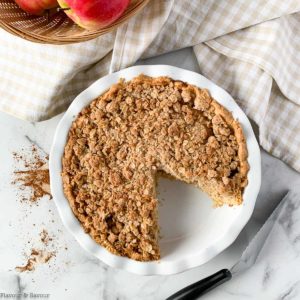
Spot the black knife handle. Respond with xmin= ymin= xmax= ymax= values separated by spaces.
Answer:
xmin=166 ymin=269 xmax=232 ymax=300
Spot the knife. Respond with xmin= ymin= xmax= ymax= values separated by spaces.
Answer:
xmin=166 ymin=196 xmax=286 ymax=300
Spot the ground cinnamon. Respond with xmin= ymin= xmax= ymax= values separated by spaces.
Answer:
xmin=15 ymin=249 xmax=55 ymax=272
xmin=12 ymin=145 xmax=52 ymax=203
xmin=40 ymin=229 xmax=52 ymax=246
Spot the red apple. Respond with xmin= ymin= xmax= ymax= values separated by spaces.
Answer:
xmin=57 ymin=0 xmax=130 ymax=30
xmin=15 ymin=0 xmax=58 ymax=15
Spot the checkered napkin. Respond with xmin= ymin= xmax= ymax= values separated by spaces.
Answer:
xmin=0 ymin=0 xmax=300 ymax=172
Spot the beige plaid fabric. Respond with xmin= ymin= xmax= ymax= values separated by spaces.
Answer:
xmin=194 ymin=12 xmax=300 ymax=171
xmin=0 ymin=0 xmax=300 ymax=171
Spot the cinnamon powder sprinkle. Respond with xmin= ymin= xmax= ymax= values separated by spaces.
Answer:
xmin=15 ymin=249 xmax=55 ymax=273
xmin=40 ymin=229 xmax=53 ymax=246
xmin=14 ymin=169 xmax=51 ymax=202
xmin=12 ymin=145 xmax=52 ymax=203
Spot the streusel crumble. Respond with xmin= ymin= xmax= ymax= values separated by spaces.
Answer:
xmin=62 ymin=75 xmax=249 ymax=261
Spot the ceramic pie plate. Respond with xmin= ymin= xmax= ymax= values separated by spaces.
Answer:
xmin=49 ymin=65 xmax=261 ymax=275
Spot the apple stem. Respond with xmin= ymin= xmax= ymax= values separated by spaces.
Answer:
xmin=57 ymin=7 xmax=71 ymax=12
xmin=46 ymin=9 xmax=50 ymax=22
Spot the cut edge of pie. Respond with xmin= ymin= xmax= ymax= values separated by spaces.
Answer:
xmin=61 ymin=74 xmax=249 ymax=262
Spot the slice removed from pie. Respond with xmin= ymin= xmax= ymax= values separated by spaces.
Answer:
xmin=62 ymin=75 xmax=249 ymax=261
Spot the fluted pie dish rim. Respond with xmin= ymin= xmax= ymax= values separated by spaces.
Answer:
xmin=49 ymin=65 xmax=261 ymax=275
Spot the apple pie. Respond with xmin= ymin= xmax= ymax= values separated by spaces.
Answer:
xmin=62 ymin=75 xmax=249 ymax=261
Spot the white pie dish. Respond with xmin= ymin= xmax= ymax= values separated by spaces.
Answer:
xmin=49 ymin=65 xmax=261 ymax=275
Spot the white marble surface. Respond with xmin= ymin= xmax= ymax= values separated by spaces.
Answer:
xmin=0 ymin=48 xmax=299 ymax=300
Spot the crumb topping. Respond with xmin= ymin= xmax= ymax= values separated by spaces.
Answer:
xmin=62 ymin=75 xmax=249 ymax=261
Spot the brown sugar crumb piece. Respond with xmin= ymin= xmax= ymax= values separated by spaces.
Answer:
xmin=62 ymin=75 xmax=249 ymax=262
xmin=15 ymin=249 xmax=55 ymax=272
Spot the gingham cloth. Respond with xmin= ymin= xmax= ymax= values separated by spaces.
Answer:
xmin=0 ymin=0 xmax=300 ymax=171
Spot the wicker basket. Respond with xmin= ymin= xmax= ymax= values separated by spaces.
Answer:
xmin=0 ymin=0 xmax=149 ymax=44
